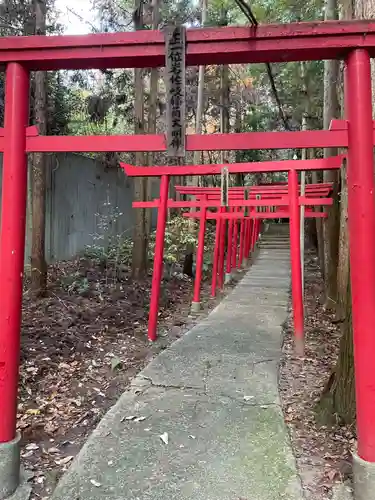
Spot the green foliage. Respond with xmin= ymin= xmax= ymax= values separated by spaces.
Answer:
xmin=149 ymin=215 xmax=199 ymax=265
xmin=0 ymin=0 xmax=69 ymax=130
xmin=66 ymin=274 xmax=90 ymax=295
xmin=83 ymin=196 xmax=134 ymax=291
xmin=67 ymin=70 xmax=134 ymax=137
xmin=47 ymin=72 xmax=77 ymax=135
xmin=207 ymin=0 xmax=244 ymax=26
xmin=84 ymin=238 xmax=134 ymax=266
xmin=148 ymin=215 xmax=216 ymax=273
xmin=161 ymin=0 xmax=200 ymax=24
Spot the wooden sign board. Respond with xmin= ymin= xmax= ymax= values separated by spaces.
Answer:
xmin=256 ymin=194 xmax=261 ymax=212
xmin=221 ymin=167 xmax=229 ymax=206
xmin=165 ymin=24 xmax=186 ymax=157
xmin=244 ymin=189 xmax=248 ymax=216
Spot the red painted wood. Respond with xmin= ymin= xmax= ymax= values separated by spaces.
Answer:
xmin=177 ymin=183 xmax=333 ymax=193
xmin=211 ymin=220 xmax=221 ymax=297
xmin=121 ymin=155 xmax=345 ymax=176
xmin=177 ymin=185 xmax=333 ymax=195
xmin=251 ymin=216 xmax=257 ymax=251
xmin=288 ymin=170 xmax=304 ymax=355
xmin=1 ymin=17 xmax=375 ymax=464
xmin=329 ymin=119 xmax=348 ymax=130
xmin=0 ymin=126 xmax=355 ymax=154
xmin=182 ymin=211 xmax=328 ymax=219
xmin=193 ymin=205 xmax=207 ymax=306
xmin=0 ymin=128 xmax=360 ymax=154
xmin=346 ymin=49 xmax=375 ymax=462
xmin=245 ymin=219 xmax=252 ymax=258
xmin=218 ymin=208 xmax=226 ymax=290
xmin=238 ymin=218 xmax=245 ymax=268
xmin=0 ymin=64 xmax=29 ymax=443
xmin=0 ymin=125 xmax=38 ymax=137
xmin=226 ymin=209 xmax=234 ymax=276
xmin=133 ymin=197 xmax=333 ymax=209
xmin=148 ymin=175 xmax=169 ymax=342
xmin=4 ymin=130 xmax=346 ymax=154
xmin=2 ymin=21 xmax=375 ymax=70
xmin=27 ymin=134 xmax=167 ymax=153
xmin=199 ymin=193 xmax=333 ymax=200
xmin=232 ymin=209 xmax=239 ymax=269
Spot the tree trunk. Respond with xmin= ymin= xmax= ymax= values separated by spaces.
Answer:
xmin=234 ymin=107 xmax=244 ymax=186
xmin=328 ymin=0 xmax=375 ymax=425
xmin=327 ymin=0 xmax=375 ymax=423
xmin=355 ymin=0 xmax=375 ymax=105
xmin=323 ymin=0 xmax=340 ymax=310
xmin=132 ymin=0 xmax=148 ymax=279
xmin=326 ymin=160 xmax=355 ymax=424
xmin=146 ymin=0 xmax=159 ymax=234
xmin=318 ymin=176 xmax=355 ymax=424
xmin=220 ymin=63 xmax=230 ymax=159
xmin=300 ymin=62 xmax=308 ymax=289
xmin=318 ymin=289 xmax=355 ymax=425
xmin=24 ymin=4 xmax=35 ymax=276
xmin=317 ymin=0 xmax=356 ymax=426
xmin=332 ymin=296 xmax=355 ymax=423
xmin=192 ymin=0 xmax=207 ymax=169
xmin=219 ymin=7 xmax=230 ymax=165
xmin=312 ymin=170 xmax=325 ymax=275
xmin=183 ymin=0 xmax=207 ymax=277
xmin=31 ymin=0 xmax=48 ymax=295
xmin=336 ymin=160 xmax=350 ymax=321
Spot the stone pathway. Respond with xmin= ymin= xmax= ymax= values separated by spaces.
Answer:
xmin=51 ymin=224 xmax=303 ymax=500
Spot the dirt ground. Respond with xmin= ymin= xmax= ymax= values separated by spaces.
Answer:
xmin=20 ymin=257 xmax=241 ymax=499
xmin=280 ymin=248 xmax=355 ymax=500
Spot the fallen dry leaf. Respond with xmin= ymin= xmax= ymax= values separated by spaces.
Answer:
xmin=243 ymin=395 xmax=254 ymax=401
xmin=134 ymin=416 xmax=146 ymax=423
xmin=54 ymin=456 xmax=74 ymax=466
xmin=160 ymin=432 xmax=169 ymax=445
xmin=26 ymin=443 xmax=39 ymax=451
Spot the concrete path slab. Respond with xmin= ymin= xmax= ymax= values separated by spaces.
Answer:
xmin=50 ymin=225 xmax=302 ymax=500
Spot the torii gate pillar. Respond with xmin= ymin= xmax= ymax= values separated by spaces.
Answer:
xmin=346 ymin=49 xmax=375 ymax=499
xmin=0 ymin=63 xmax=29 ymax=498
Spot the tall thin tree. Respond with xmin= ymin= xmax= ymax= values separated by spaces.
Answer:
xmin=219 ymin=6 xmax=230 ymax=165
xmin=31 ymin=0 xmax=48 ymax=295
xmin=131 ymin=0 xmax=148 ymax=279
xmin=183 ymin=0 xmax=207 ymax=277
xmin=193 ymin=0 xmax=207 ymax=169
xmin=322 ymin=0 xmax=340 ymax=310
xmin=146 ymin=0 xmax=160 ymax=235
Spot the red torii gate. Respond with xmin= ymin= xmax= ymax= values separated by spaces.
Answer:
xmin=132 ymin=193 xmax=273 ymax=332
xmin=131 ymin=184 xmax=332 ymax=339
xmin=175 ymin=182 xmax=332 ymax=264
xmin=126 ymin=165 xmax=335 ymax=344
xmin=182 ymin=202 xmax=328 ymax=294
xmin=0 ymin=20 xmax=375 ymax=499
xmin=176 ymin=183 xmax=333 ymax=196
xmin=176 ymin=183 xmax=333 ymax=283
xmin=184 ymin=206 xmax=261 ymax=300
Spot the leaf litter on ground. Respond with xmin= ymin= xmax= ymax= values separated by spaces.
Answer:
xmin=19 ymin=255 xmax=240 ymax=499
xmin=280 ymin=248 xmax=355 ymax=500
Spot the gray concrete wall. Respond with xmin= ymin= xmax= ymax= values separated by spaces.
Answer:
xmin=0 ymin=153 xmax=158 ymax=263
